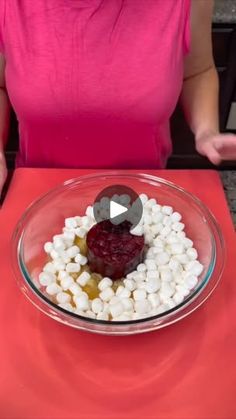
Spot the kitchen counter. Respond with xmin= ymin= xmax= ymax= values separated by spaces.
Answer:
xmin=1 ymin=168 xmax=236 ymax=419
xmin=213 ymin=0 xmax=236 ymax=24
xmin=220 ymin=170 xmax=236 ymax=226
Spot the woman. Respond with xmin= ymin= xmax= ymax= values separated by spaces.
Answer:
xmin=0 ymin=0 xmax=236 ymax=195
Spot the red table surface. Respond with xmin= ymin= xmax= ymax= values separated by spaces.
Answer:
xmin=1 ymin=168 xmax=236 ymax=419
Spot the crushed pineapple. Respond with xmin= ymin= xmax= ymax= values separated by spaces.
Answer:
xmin=74 ymin=236 xmax=87 ymax=255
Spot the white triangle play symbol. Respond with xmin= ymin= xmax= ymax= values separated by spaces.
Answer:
xmin=110 ymin=200 xmax=128 ymax=219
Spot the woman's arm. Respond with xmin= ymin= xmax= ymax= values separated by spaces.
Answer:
xmin=0 ymin=54 xmax=10 ymax=195
xmin=181 ymin=0 xmax=236 ymax=164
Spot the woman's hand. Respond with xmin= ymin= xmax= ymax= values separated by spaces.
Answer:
xmin=196 ymin=131 xmax=236 ymax=165
xmin=0 ymin=152 xmax=7 ymax=198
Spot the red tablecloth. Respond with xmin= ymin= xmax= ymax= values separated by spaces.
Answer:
xmin=0 ymin=169 xmax=236 ymax=419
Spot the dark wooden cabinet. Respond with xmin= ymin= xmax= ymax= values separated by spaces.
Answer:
xmin=168 ymin=22 xmax=236 ymax=169
xmin=5 ymin=23 xmax=236 ymax=169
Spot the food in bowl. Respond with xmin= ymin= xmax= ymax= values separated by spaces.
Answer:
xmin=38 ymin=193 xmax=203 ymax=321
xmin=87 ymin=220 xmax=145 ymax=279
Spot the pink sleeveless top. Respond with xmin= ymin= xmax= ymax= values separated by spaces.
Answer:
xmin=0 ymin=0 xmax=190 ymax=169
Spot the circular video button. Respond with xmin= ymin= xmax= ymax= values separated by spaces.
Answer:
xmin=93 ymin=185 xmax=143 ymax=229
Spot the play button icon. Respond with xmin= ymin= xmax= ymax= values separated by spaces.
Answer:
xmin=93 ymin=185 xmax=143 ymax=228
xmin=110 ymin=200 xmax=128 ymax=219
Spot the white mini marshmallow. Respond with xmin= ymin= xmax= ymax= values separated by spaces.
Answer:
xmin=74 ymin=253 xmax=88 ymax=265
xmin=58 ymin=270 xmax=70 ymax=281
xmin=160 ymin=269 xmax=173 ymax=282
xmin=139 ymin=193 xmax=148 ymax=204
xmin=133 ymin=289 xmax=147 ymax=301
xmin=63 ymin=230 xmax=75 ymax=246
xmin=159 ymin=283 xmax=175 ymax=300
xmin=163 ymin=298 xmax=175 ymax=309
xmin=46 ymin=283 xmax=62 ymax=295
xmin=145 ymin=198 xmax=157 ymax=208
xmin=74 ymin=293 xmax=89 ymax=311
xmin=162 ymin=205 xmax=173 ymax=215
xmin=39 ymin=271 xmax=56 ymax=286
xmin=168 ymin=258 xmax=181 ymax=272
xmin=154 ymin=304 xmax=170 ymax=314
xmin=186 ymin=248 xmax=198 ymax=260
xmin=91 ymin=298 xmax=104 ymax=314
xmin=116 ymin=286 xmax=131 ymax=299
xmin=184 ymin=274 xmax=198 ymax=290
xmin=66 ymin=263 xmax=81 ymax=273
xmin=65 ymin=217 xmax=77 ymax=229
xmin=146 ymin=270 xmax=159 ymax=280
xmin=137 ymin=263 xmax=147 ymax=272
xmin=110 ymin=302 xmax=124 ymax=318
xmin=69 ymin=282 xmax=82 ymax=296
xmin=176 ymin=285 xmax=190 ymax=297
xmin=61 ymin=275 xmax=74 ymax=290
xmin=156 ymin=252 xmax=170 ymax=265
xmin=120 ymin=194 xmax=131 ymax=205
xmin=99 ymin=287 xmax=115 ymax=302
xmin=130 ymin=225 xmax=144 ymax=236
xmin=145 ymin=233 xmax=153 ymax=245
xmin=173 ymin=292 xmax=185 ymax=305
xmin=53 ymin=259 xmax=66 ymax=271
xmin=85 ymin=206 xmax=94 ymax=218
xmin=109 ymin=296 xmax=120 ymax=306
xmin=170 ymin=243 xmax=184 ymax=255
xmin=185 ymin=260 xmax=203 ymax=276
xmin=152 ymin=213 xmax=163 ymax=223
xmin=53 ymin=238 xmax=66 ymax=252
xmin=145 ymin=278 xmax=161 ymax=293
xmin=81 ymin=216 xmax=92 ymax=228
xmin=98 ymin=277 xmax=113 ymax=291
xmin=152 ymin=204 xmax=161 ymax=213
xmin=166 ymin=234 xmax=179 ymax=245
xmin=97 ymin=312 xmax=109 ymax=321
xmin=136 ymin=281 xmax=146 ymax=290
xmin=172 ymin=222 xmax=185 ymax=232
xmin=145 ymin=259 xmax=156 ymax=271
xmin=56 ymin=292 xmax=71 ymax=304
xmin=162 ymin=216 xmax=172 ymax=226
xmin=75 ymin=216 xmax=82 ymax=226
xmin=85 ymin=310 xmax=96 ymax=319
xmin=171 ymin=212 xmax=182 ymax=222
xmin=43 ymin=262 xmax=57 ymax=274
xmin=123 ymin=278 xmax=136 ymax=291
xmin=116 ymin=285 xmax=125 ymax=296
xmin=50 ymin=249 xmax=59 ymax=260
xmin=66 ymin=245 xmax=80 ymax=259
xmin=150 ymin=224 xmax=162 ymax=236
xmin=121 ymin=298 xmax=134 ymax=312
xmin=58 ymin=303 xmax=74 ymax=312
xmin=177 ymin=231 xmax=186 ymax=239
xmin=134 ymin=299 xmax=151 ymax=315
xmin=114 ymin=313 xmax=132 ymax=321
xmin=174 ymin=254 xmax=189 ymax=264
xmin=77 ymin=271 xmax=91 ymax=286
xmin=153 ymin=237 xmax=164 ymax=248
xmin=183 ymin=238 xmax=193 ymax=248
xmin=75 ymin=227 xmax=87 ymax=238
xmin=144 ymin=214 xmax=153 ymax=225
xmin=44 ymin=242 xmax=53 ymax=253
xmin=58 ymin=251 xmax=71 ymax=264
xmin=160 ymin=226 xmax=171 ymax=237
xmin=147 ymin=293 xmax=160 ymax=308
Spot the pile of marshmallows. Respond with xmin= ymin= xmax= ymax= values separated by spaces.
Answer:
xmin=39 ymin=194 xmax=204 ymax=321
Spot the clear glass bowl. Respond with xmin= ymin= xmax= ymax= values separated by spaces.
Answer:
xmin=12 ymin=172 xmax=225 ymax=335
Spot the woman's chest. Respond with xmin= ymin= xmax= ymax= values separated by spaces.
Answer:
xmin=5 ymin=0 xmax=186 ymax=124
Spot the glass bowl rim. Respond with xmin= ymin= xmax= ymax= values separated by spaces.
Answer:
xmin=12 ymin=171 xmax=225 ymax=327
